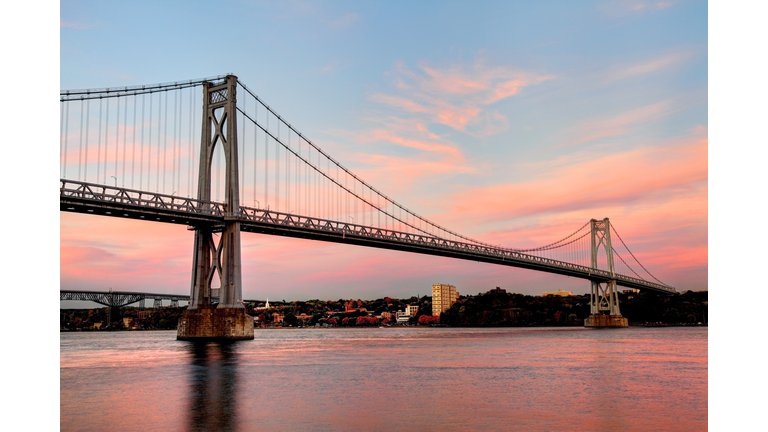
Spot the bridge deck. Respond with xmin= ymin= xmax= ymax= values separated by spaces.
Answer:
xmin=60 ymin=180 xmax=676 ymax=295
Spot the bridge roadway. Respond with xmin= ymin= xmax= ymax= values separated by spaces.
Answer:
xmin=60 ymin=180 xmax=677 ymax=295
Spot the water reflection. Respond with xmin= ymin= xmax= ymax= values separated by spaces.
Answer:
xmin=185 ymin=341 xmax=240 ymax=432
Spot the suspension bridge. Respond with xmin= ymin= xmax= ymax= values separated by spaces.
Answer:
xmin=60 ymin=74 xmax=675 ymax=338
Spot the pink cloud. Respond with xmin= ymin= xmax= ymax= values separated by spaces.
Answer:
xmin=445 ymin=137 xmax=706 ymax=224
xmin=558 ymin=98 xmax=681 ymax=148
xmin=370 ymin=59 xmax=552 ymax=137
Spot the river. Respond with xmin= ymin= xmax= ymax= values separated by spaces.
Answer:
xmin=60 ymin=326 xmax=707 ymax=431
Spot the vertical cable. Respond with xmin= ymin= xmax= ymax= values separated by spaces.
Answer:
xmin=103 ymin=99 xmax=109 ymax=184
xmin=162 ymin=90 xmax=168 ymax=192
xmin=286 ymin=130 xmax=290 ymax=211
xmin=77 ymin=101 xmax=84 ymax=181
xmin=264 ymin=112 xmax=269 ymax=208
xmin=172 ymin=89 xmax=178 ymax=194
xmin=148 ymin=92 xmax=154 ymax=191
xmin=235 ymin=98 xmax=247 ymax=205
xmin=275 ymin=121 xmax=280 ymax=211
xmin=60 ymin=101 xmax=66 ymax=178
xmin=139 ymin=93 xmax=146 ymax=190
xmin=188 ymin=86 xmax=193 ymax=197
xmin=83 ymin=99 xmax=90 ymax=182
xmin=156 ymin=92 xmax=162 ymax=192
xmin=190 ymin=88 xmax=197 ymax=198
xmin=64 ymin=102 xmax=71 ymax=178
xmin=177 ymin=90 xmax=183 ymax=196
xmin=253 ymin=99 xmax=261 ymax=207
xmin=96 ymin=98 xmax=102 ymax=184
xmin=114 ymin=97 xmax=121 ymax=184
xmin=122 ymin=97 xmax=128 ymax=187
xmin=131 ymin=95 xmax=137 ymax=188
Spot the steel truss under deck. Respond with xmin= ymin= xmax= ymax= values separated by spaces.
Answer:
xmin=61 ymin=179 xmax=676 ymax=295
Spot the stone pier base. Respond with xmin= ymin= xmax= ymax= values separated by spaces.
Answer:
xmin=177 ymin=307 xmax=254 ymax=340
xmin=585 ymin=314 xmax=629 ymax=328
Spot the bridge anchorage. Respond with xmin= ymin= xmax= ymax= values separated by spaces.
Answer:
xmin=177 ymin=75 xmax=253 ymax=340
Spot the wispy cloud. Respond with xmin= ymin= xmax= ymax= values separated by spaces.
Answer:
xmin=445 ymin=135 xmax=707 ymax=224
xmin=371 ymin=59 xmax=553 ymax=137
xmin=558 ymin=98 xmax=682 ymax=148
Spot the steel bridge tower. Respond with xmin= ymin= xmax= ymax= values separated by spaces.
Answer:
xmin=585 ymin=218 xmax=628 ymax=328
xmin=177 ymin=75 xmax=254 ymax=340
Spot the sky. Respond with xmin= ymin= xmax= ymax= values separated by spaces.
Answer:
xmin=59 ymin=0 xmax=708 ymax=302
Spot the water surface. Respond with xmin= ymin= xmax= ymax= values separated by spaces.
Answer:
xmin=61 ymin=326 xmax=707 ymax=431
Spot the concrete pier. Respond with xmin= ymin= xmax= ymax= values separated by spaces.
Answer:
xmin=585 ymin=314 xmax=628 ymax=328
xmin=177 ymin=308 xmax=254 ymax=340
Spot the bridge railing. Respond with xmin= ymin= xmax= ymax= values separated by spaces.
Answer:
xmin=61 ymin=179 xmax=676 ymax=295
xmin=60 ymin=180 xmax=228 ymax=217
xmin=237 ymin=206 xmax=676 ymax=294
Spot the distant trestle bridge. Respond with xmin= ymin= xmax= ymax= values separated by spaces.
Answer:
xmin=60 ymin=289 xmax=284 ymax=309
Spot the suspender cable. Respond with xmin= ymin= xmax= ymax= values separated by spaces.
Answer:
xmin=240 ymin=100 xmax=245 ymax=205
xmin=78 ymin=101 xmax=84 ymax=181
xmin=122 ymin=97 xmax=128 ymax=187
xmin=60 ymin=101 xmax=66 ymax=178
xmin=177 ymin=90 xmax=183 ymax=196
xmin=286 ymin=129 xmax=290 ymax=211
xmin=188 ymin=86 xmax=194 ymax=197
xmin=140 ymin=93 xmax=145 ymax=190
xmin=172 ymin=89 xmax=178 ymax=194
xmin=156 ymin=92 xmax=161 ymax=192
xmin=84 ymin=99 xmax=90 ymax=182
xmin=258 ymin=102 xmax=261 ymax=207
xmin=264 ymin=113 xmax=268 ymax=209
xmin=97 ymin=98 xmax=102 ymax=184
xmin=131 ymin=94 xmax=137 ymax=188
xmin=103 ymin=99 xmax=109 ymax=184
xmin=162 ymin=90 xmax=168 ymax=193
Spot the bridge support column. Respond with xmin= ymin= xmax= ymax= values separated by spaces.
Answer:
xmin=585 ymin=218 xmax=628 ymax=328
xmin=178 ymin=75 xmax=253 ymax=340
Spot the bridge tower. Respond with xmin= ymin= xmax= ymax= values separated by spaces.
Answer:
xmin=177 ymin=75 xmax=254 ymax=340
xmin=585 ymin=218 xmax=628 ymax=328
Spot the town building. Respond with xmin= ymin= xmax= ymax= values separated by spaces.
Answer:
xmin=542 ymin=290 xmax=573 ymax=297
xmin=405 ymin=304 xmax=419 ymax=316
xmin=122 ymin=318 xmax=137 ymax=329
xmin=396 ymin=313 xmax=411 ymax=324
xmin=432 ymin=283 xmax=459 ymax=317
xmin=255 ymin=298 xmax=271 ymax=311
